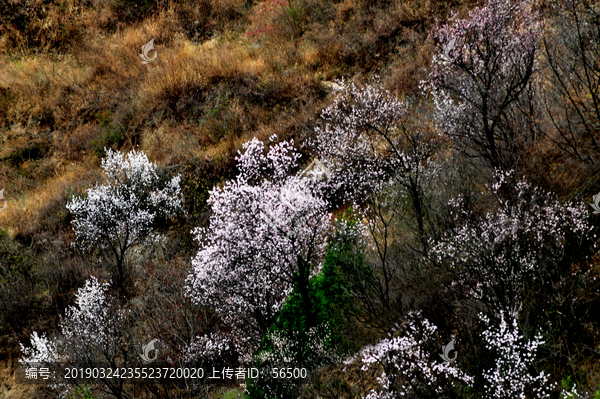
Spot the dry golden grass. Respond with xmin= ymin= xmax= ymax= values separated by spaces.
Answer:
xmin=0 ymin=55 xmax=92 ymax=126
xmin=138 ymin=38 xmax=266 ymax=106
xmin=0 ymin=159 xmax=100 ymax=237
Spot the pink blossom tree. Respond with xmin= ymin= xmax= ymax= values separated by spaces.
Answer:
xmin=187 ymin=136 xmax=331 ymax=362
xmin=313 ymin=81 xmax=407 ymax=204
xmin=426 ymin=0 xmax=541 ymax=170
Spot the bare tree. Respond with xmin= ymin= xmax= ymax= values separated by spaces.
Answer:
xmin=542 ymin=0 xmax=600 ymax=165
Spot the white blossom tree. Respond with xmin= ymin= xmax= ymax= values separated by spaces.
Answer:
xmin=20 ymin=331 xmax=60 ymax=365
xmin=67 ymin=149 xmax=183 ymax=296
xmin=20 ymin=276 xmax=132 ymax=399
xmin=359 ymin=311 xmax=473 ymax=398
xmin=426 ymin=0 xmax=541 ymax=170
xmin=480 ymin=310 xmax=552 ymax=399
xmin=187 ymin=136 xmax=331 ymax=362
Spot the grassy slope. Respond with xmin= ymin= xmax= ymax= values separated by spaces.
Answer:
xmin=2 ymin=1 xmax=600 ymax=398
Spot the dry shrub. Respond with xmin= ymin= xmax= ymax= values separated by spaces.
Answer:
xmin=264 ymin=0 xmax=472 ymax=97
xmin=0 ymin=0 xmax=86 ymax=54
xmin=175 ymin=0 xmax=251 ymax=42
xmin=142 ymin=122 xmax=211 ymax=165
xmin=247 ymin=0 xmax=334 ymax=43
xmin=54 ymin=124 xmax=102 ymax=161
xmin=139 ymin=39 xmax=266 ymax=112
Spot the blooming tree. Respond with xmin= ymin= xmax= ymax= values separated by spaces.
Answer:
xmin=360 ymin=311 xmax=473 ymax=398
xmin=20 ymin=331 xmax=60 ymax=365
xmin=426 ymin=0 xmax=540 ymax=170
xmin=313 ymin=82 xmax=444 ymax=248
xmin=480 ymin=310 xmax=552 ymax=398
xmin=67 ymin=149 xmax=183 ymax=296
xmin=181 ymin=332 xmax=233 ymax=365
xmin=313 ymin=81 xmax=404 ymax=202
xmin=313 ymin=82 xmax=447 ymax=330
xmin=430 ymin=171 xmax=590 ymax=314
xmin=20 ymin=277 xmax=131 ymax=398
xmin=314 ymin=81 xmax=435 ymax=201
xmin=187 ymin=136 xmax=331 ymax=362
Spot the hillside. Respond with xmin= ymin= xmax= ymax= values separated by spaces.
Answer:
xmin=1 ymin=0 xmax=600 ymax=398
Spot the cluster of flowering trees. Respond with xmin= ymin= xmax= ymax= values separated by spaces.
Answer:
xmin=20 ymin=149 xmax=187 ymax=398
xmin=19 ymin=0 xmax=600 ymax=397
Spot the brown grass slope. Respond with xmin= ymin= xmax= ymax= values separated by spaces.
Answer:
xmin=0 ymin=0 xmax=471 ymax=237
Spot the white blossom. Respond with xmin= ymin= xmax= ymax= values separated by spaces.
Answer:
xmin=19 ymin=331 xmax=61 ymax=365
xmin=360 ymin=311 xmax=473 ymax=398
xmin=181 ymin=332 xmax=233 ymax=364
xmin=425 ymin=0 xmax=541 ymax=169
xmin=431 ymin=171 xmax=590 ymax=312
xmin=67 ymin=149 xmax=183 ymax=291
xmin=20 ymin=277 xmax=128 ymax=396
xmin=480 ymin=310 xmax=553 ymax=398
xmin=312 ymin=81 xmax=406 ymax=202
xmin=60 ymin=276 xmax=124 ymax=351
